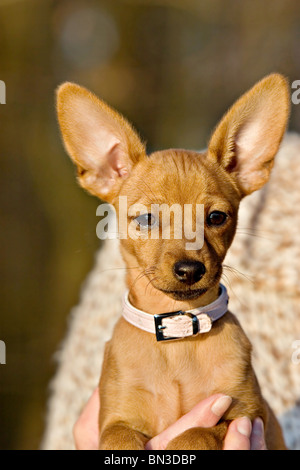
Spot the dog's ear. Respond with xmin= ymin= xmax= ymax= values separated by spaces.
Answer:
xmin=56 ymin=83 xmax=146 ymax=202
xmin=207 ymin=74 xmax=290 ymax=196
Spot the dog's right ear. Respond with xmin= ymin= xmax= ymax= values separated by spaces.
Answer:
xmin=207 ymin=74 xmax=290 ymax=197
xmin=56 ymin=83 xmax=146 ymax=202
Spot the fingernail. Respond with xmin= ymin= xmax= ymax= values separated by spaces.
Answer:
xmin=252 ymin=417 xmax=264 ymax=435
xmin=237 ymin=417 xmax=252 ymax=437
xmin=211 ymin=395 xmax=232 ymax=417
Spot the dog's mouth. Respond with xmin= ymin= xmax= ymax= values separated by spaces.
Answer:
xmin=159 ymin=287 xmax=208 ymax=300
xmin=154 ymin=266 xmax=223 ymax=301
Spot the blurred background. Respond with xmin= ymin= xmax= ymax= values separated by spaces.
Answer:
xmin=1 ymin=0 xmax=300 ymax=450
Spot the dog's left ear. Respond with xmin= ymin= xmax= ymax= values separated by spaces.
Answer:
xmin=56 ymin=83 xmax=146 ymax=202
xmin=207 ymin=74 xmax=290 ymax=196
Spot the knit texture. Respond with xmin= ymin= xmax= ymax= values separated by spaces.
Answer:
xmin=41 ymin=133 xmax=300 ymax=450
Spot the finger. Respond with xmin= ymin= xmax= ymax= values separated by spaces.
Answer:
xmin=145 ymin=394 xmax=232 ymax=450
xmin=73 ymin=387 xmax=100 ymax=450
xmin=223 ymin=417 xmax=252 ymax=450
xmin=250 ymin=418 xmax=267 ymax=450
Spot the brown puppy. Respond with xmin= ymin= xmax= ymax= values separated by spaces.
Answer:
xmin=57 ymin=74 xmax=289 ymax=450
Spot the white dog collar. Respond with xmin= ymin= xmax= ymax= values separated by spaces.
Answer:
xmin=122 ymin=284 xmax=229 ymax=341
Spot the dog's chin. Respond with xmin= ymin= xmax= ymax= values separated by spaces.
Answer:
xmin=159 ymin=287 xmax=208 ymax=301
xmin=155 ymin=268 xmax=223 ymax=301
xmin=152 ymin=266 xmax=222 ymax=301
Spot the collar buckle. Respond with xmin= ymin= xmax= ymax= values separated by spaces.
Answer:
xmin=154 ymin=310 xmax=200 ymax=342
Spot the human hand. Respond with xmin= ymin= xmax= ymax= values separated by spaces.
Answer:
xmin=145 ymin=394 xmax=266 ymax=450
xmin=73 ymin=388 xmax=266 ymax=450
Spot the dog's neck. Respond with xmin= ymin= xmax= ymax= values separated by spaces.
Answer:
xmin=126 ymin=267 xmax=220 ymax=315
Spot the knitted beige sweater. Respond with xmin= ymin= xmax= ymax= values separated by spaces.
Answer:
xmin=41 ymin=133 xmax=300 ymax=450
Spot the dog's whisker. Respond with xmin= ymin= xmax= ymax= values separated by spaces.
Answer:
xmin=235 ymin=227 xmax=277 ymax=241
xmin=236 ymin=226 xmax=273 ymax=234
xmin=127 ymin=265 xmax=158 ymax=297
xmin=220 ymin=271 xmax=233 ymax=290
xmin=98 ymin=265 xmax=140 ymax=274
xmin=144 ymin=276 xmax=158 ymax=295
xmin=235 ymin=231 xmax=274 ymax=241
xmin=223 ymin=264 xmax=254 ymax=284
xmin=221 ymin=267 xmax=249 ymax=306
xmin=144 ymin=268 xmax=156 ymax=277
xmin=221 ymin=272 xmax=244 ymax=307
xmin=128 ymin=267 xmax=159 ymax=296
xmin=128 ymin=272 xmax=147 ymax=294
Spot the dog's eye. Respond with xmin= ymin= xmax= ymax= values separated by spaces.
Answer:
xmin=135 ymin=213 xmax=157 ymax=228
xmin=207 ymin=211 xmax=227 ymax=226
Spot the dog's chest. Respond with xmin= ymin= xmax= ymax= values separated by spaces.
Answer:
xmin=112 ymin=316 xmax=249 ymax=434
xmin=145 ymin=339 xmax=240 ymax=422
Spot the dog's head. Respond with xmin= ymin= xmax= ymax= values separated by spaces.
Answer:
xmin=57 ymin=74 xmax=289 ymax=301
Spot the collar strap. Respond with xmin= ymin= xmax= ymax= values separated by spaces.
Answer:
xmin=122 ymin=284 xmax=229 ymax=342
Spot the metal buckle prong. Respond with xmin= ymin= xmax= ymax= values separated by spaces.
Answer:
xmin=154 ymin=310 xmax=199 ymax=342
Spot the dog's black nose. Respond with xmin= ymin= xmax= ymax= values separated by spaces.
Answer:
xmin=173 ymin=261 xmax=206 ymax=285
